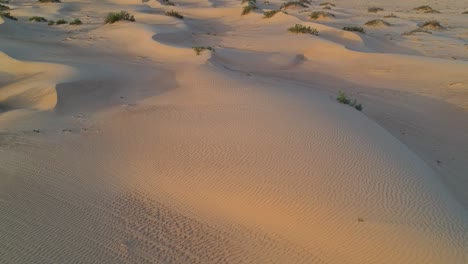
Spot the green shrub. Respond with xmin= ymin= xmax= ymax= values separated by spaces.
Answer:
xmin=192 ymin=46 xmax=213 ymax=55
xmin=288 ymin=24 xmax=318 ymax=35
xmin=69 ymin=18 xmax=82 ymax=25
xmin=263 ymin=10 xmax=278 ymax=18
xmin=105 ymin=11 xmax=135 ymax=24
xmin=0 ymin=12 xmax=16 ymax=20
xmin=309 ymin=11 xmax=334 ymax=19
xmin=166 ymin=10 xmax=184 ymax=19
xmin=48 ymin=20 xmax=55 ymax=25
xmin=368 ymin=7 xmax=383 ymax=13
xmin=281 ymin=1 xmax=307 ymax=9
xmin=343 ymin=26 xmax=365 ymax=33
xmin=242 ymin=4 xmax=257 ymax=15
xmin=337 ymin=91 xmax=362 ymax=111
xmin=56 ymin=19 xmax=67 ymax=24
xmin=420 ymin=20 xmax=445 ymax=30
xmin=364 ymin=19 xmax=390 ymax=26
xmin=29 ymin=16 xmax=48 ymax=22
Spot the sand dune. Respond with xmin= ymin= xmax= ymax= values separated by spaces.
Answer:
xmin=1 ymin=0 xmax=467 ymax=263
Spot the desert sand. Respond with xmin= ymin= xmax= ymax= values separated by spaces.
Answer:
xmin=1 ymin=0 xmax=467 ymax=263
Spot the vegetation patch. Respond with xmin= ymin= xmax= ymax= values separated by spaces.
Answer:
xmin=48 ymin=20 xmax=55 ymax=25
xmin=462 ymin=11 xmax=468 ymax=14
xmin=280 ymin=1 xmax=307 ymax=10
xmin=166 ymin=10 xmax=184 ymax=19
xmin=192 ymin=46 xmax=214 ymax=55
xmin=29 ymin=16 xmax=48 ymax=22
xmin=364 ymin=19 xmax=390 ymax=27
xmin=420 ymin=20 xmax=445 ymax=30
xmin=288 ymin=24 xmax=318 ymax=35
xmin=241 ymin=0 xmax=256 ymax=4
xmin=105 ymin=11 xmax=135 ymax=24
xmin=309 ymin=11 xmax=334 ymax=19
xmin=368 ymin=7 xmax=384 ymax=13
xmin=414 ymin=5 xmax=439 ymax=13
xmin=160 ymin=0 xmax=175 ymax=6
xmin=402 ymin=28 xmax=432 ymax=35
xmin=383 ymin=13 xmax=397 ymax=18
xmin=336 ymin=91 xmax=362 ymax=111
xmin=38 ymin=0 xmax=61 ymax=2
xmin=0 ymin=12 xmax=16 ymax=20
xmin=319 ymin=2 xmax=335 ymax=6
xmin=343 ymin=26 xmax=365 ymax=33
xmin=56 ymin=19 xmax=67 ymax=24
xmin=263 ymin=10 xmax=279 ymax=18
xmin=0 ymin=4 xmax=9 ymax=11
xmin=69 ymin=18 xmax=82 ymax=25
xmin=242 ymin=4 xmax=257 ymax=15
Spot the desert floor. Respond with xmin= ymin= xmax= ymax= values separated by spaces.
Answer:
xmin=1 ymin=0 xmax=467 ymax=263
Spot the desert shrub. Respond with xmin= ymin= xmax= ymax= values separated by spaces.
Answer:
xmin=281 ymin=1 xmax=307 ymax=9
xmin=29 ymin=16 xmax=48 ymax=22
xmin=462 ymin=11 xmax=468 ymax=14
xmin=343 ymin=26 xmax=365 ymax=33
xmin=364 ymin=19 xmax=390 ymax=26
xmin=0 ymin=4 xmax=9 ymax=11
xmin=105 ymin=11 xmax=135 ymax=24
xmin=413 ymin=5 xmax=439 ymax=13
xmin=368 ymin=7 xmax=383 ymax=13
xmin=420 ymin=20 xmax=445 ymax=30
xmin=402 ymin=28 xmax=432 ymax=35
xmin=192 ymin=46 xmax=213 ymax=55
xmin=0 ymin=12 xmax=16 ymax=20
xmin=56 ymin=19 xmax=67 ymax=24
xmin=242 ymin=4 xmax=257 ymax=15
xmin=241 ymin=0 xmax=256 ymax=4
xmin=337 ymin=91 xmax=362 ymax=111
xmin=309 ymin=11 xmax=334 ymax=19
xmin=160 ymin=0 xmax=175 ymax=6
xmin=288 ymin=24 xmax=318 ymax=35
xmin=38 ymin=0 xmax=61 ymax=2
xmin=263 ymin=10 xmax=278 ymax=18
xmin=383 ymin=13 xmax=397 ymax=18
xmin=319 ymin=2 xmax=335 ymax=6
xmin=69 ymin=18 xmax=82 ymax=25
xmin=166 ymin=10 xmax=184 ymax=19
xmin=48 ymin=20 xmax=55 ymax=25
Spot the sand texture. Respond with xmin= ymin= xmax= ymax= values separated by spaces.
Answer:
xmin=1 ymin=0 xmax=467 ymax=263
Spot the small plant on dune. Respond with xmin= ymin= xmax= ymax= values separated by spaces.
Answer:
xmin=48 ymin=20 xmax=55 ymax=25
xmin=105 ymin=11 xmax=135 ymax=24
xmin=29 ymin=16 xmax=48 ymax=22
xmin=241 ymin=0 xmax=256 ymax=4
xmin=368 ymin=7 xmax=384 ymax=13
xmin=166 ymin=10 xmax=184 ymax=19
xmin=413 ymin=5 xmax=439 ymax=13
xmin=69 ymin=18 xmax=82 ymax=25
xmin=462 ymin=11 xmax=468 ymax=14
xmin=38 ymin=0 xmax=61 ymax=2
xmin=365 ymin=19 xmax=390 ymax=26
xmin=263 ymin=10 xmax=279 ymax=18
xmin=56 ymin=19 xmax=67 ymax=24
xmin=383 ymin=13 xmax=397 ymax=18
xmin=402 ymin=28 xmax=432 ymax=35
xmin=160 ymin=0 xmax=175 ymax=6
xmin=319 ymin=2 xmax=335 ymax=7
xmin=192 ymin=46 xmax=214 ymax=55
xmin=337 ymin=91 xmax=362 ymax=111
xmin=343 ymin=26 xmax=365 ymax=33
xmin=0 ymin=3 xmax=9 ymax=11
xmin=281 ymin=1 xmax=307 ymax=10
xmin=288 ymin=24 xmax=318 ymax=35
xmin=309 ymin=11 xmax=334 ymax=19
xmin=241 ymin=4 xmax=257 ymax=15
xmin=420 ymin=20 xmax=445 ymax=30
xmin=0 ymin=12 xmax=16 ymax=20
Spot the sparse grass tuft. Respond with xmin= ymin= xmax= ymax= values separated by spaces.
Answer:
xmin=343 ymin=26 xmax=365 ymax=33
xmin=0 ymin=12 xmax=17 ymax=20
xmin=309 ymin=11 xmax=334 ymax=19
xmin=69 ymin=18 xmax=82 ymax=25
xmin=364 ymin=19 xmax=390 ymax=26
xmin=420 ymin=20 xmax=445 ymax=30
xmin=402 ymin=28 xmax=432 ymax=35
xmin=29 ymin=16 xmax=48 ymax=22
xmin=192 ymin=46 xmax=214 ymax=55
xmin=166 ymin=10 xmax=184 ymax=19
xmin=105 ymin=11 xmax=135 ymax=24
xmin=281 ymin=1 xmax=307 ymax=10
xmin=337 ymin=91 xmax=362 ymax=111
xmin=160 ymin=0 xmax=175 ymax=6
xmin=319 ymin=2 xmax=335 ymax=6
xmin=288 ymin=24 xmax=318 ymax=35
xmin=242 ymin=4 xmax=257 ymax=15
xmin=263 ymin=10 xmax=279 ymax=18
xmin=368 ymin=7 xmax=383 ymax=13
xmin=48 ymin=20 xmax=55 ymax=25
xmin=383 ymin=13 xmax=397 ymax=18
xmin=56 ymin=19 xmax=67 ymax=24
